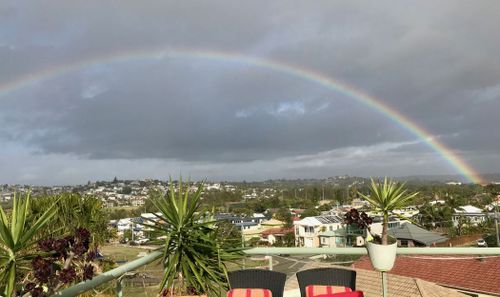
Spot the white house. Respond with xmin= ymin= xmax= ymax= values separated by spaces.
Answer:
xmin=452 ymin=205 xmax=489 ymax=226
xmin=294 ymin=215 xmax=344 ymax=247
xmin=117 ymin=218 xmax=133 ymax=232
xmin=393 ymin=206 xmax=420 ymax=219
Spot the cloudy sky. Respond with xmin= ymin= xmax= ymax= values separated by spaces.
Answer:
xmin=1 ymin=1 xmax=499 ymax=185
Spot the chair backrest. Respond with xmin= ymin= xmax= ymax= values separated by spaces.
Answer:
xmin=296 ymin=268 xmax=356 ymax=297
xmin=228 ymin=269 xmax=287 ymax=297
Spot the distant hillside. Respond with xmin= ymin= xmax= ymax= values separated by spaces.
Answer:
xmin=396 ymin=173 xmax=500 ymax=184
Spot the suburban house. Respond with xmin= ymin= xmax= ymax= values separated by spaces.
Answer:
xmin=294 ymin=215 xmax=344 ymax=247
xmin=318 ymin=229 xmax=349 ymax=247
xmin=452 ymin=205 xmax=491 ymax=226
xmin=260 ymin=227 xmax=294 ymax=245
xmin=392 ymin=206 xmax=420 ymax=219
xmin=242 ymin=218 xmax=285 ymax=241
xmin=387 ymin=222 xmax=448 ymax=247
xmin=215 ymin=213 xmax=268 ymax=225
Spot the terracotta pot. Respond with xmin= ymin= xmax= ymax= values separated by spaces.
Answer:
xmin=365 ymin=237 xmax=397 ymax=272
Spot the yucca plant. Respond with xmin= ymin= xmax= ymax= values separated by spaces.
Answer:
xmin=145 ymin=177 xmax=243 ymax=297
xmin=30 ymin=193 xmax=110 ymax=246
xmin=358 ymin=178 xmax=418 ymax=245
xmin=0 ymin=192 xmax=59 ymax=297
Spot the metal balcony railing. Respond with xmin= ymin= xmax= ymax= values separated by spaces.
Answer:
xmin=53 ymin=247 xmax=500 ymax=297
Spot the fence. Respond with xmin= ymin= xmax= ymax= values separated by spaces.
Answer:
xmin=54 ymin=247 xmax=500 ymax=297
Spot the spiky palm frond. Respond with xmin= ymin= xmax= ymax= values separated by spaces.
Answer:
xmin=358 ymin=178 xmax=418 ymax=245
xmin=0 ymin=193 xmax=58 ymax=297
xmin=149 ymin=177 xmax=243 ymax=297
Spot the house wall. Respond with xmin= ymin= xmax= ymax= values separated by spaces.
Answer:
xmin=295 ymin=223 xmax=342 ymax=247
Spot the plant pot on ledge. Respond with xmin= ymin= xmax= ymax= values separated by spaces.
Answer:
xmin=365 ymin=236 xmax=397 ymax=272
xmin=344 ymin=178 xmax=418 ymax=273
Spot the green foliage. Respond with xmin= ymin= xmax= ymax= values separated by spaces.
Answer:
xmin=147 ymin=177 xmax=243 ymax=296
xmin=123 ymin=229 xmax=133 ymax=241
xmin=245 ymin=237 xmax=261 ymax=247
xmin=273 ymin=232 xmax=295 ymax=247
xmin=275 ymin=208 xmax=293 ymax=228
xmin=119 ymin=186 xmax=133 ymax=194
xmin=358 ymin=178 xmax=418 ymax=245
xmin=0 ymin=193 xmax=58 ymax=297
xmin=418 ymin=203 xmax=453 ymax=230
xmin=30 ymin=193 xmax=111 ymax=246
xmin=215 ymin=220 xmax=243 ymax=249
xmin=300 ymin=208 xmax=320 ymax=218
xmin=317 ymin=203 xmax=332 ymax=212
xmin=483 ymin=233 xmax=498 ymax=247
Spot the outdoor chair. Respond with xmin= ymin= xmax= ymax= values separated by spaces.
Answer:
xmin=296 ymin=268 xmax=356 ymax=297
xmin=228 ymin=269 xmax=287 ymax=297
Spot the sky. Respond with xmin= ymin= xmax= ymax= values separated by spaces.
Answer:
xmin=1 ymin=1 xmax=499 ymax=185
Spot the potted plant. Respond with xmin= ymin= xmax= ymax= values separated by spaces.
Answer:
xmin=351 ymin=177 xmax=417 ymax=271
xmin=145 ymin=178 xmax=243 ymax=297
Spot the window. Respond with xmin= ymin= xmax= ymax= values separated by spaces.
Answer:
xmin=388 ymin=222 xmax=400 ymax=229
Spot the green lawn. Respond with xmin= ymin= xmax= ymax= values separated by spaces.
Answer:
xmin=100 ymin=244 xmax=146 ymax=261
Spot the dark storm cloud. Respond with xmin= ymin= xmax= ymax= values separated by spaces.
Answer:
xmin=1 ymin=0 xmax=500 ymax=184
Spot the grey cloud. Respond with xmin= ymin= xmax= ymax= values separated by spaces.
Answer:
xmin=1 ymin=0 xmax=500 ymax=184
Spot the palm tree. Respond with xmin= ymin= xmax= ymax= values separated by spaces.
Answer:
xmin=145 ymin=177 xmax=243 ymax=296
xmin=358 ymin=178 xmax=418 ymax=245
xmin=0 ymin=193 xmax=58 ymax=297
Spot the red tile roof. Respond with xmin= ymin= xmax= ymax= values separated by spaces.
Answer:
xmin=352 ymin=255 xmax=500 ymax=295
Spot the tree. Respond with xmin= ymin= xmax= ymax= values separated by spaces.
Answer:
xmin=334 ymin=187 xmax=346 ymax=205
xmin=300 ymin=208 xmax=320 ymax=218
xmin=147 ymin=177 xmax=243 ymax=296
xmin=358 ymin=178 xmax=418 ymax=245
xmin=275 ymin=208 xmax=293 ymax=228
xmin=215 ymin=220 xmax=243 ymax=248
xmin=120 ymin=186 xmax=132 ymax=195
xmin=30 ymin=194 xmax=111 ymax=246
xmin=282 ymin=232 xmax=295 ymax=247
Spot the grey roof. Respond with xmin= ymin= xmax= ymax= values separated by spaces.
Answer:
xmin=315 ymin=215 xmax=343 ymax=224
xmin=234 ymin=222 xmax=258 ymax=227
xmin=388 ymin=223 xmax=447 ymax=246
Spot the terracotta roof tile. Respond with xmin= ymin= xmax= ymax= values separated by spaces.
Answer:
xmin=352 ymin=255 xmax=500 ymax=295
xmin=283 ymin=261 xmax=467 ymax=297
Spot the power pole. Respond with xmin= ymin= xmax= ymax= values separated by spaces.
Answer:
xmin=495 ymin=204 xmax=499 ymax=247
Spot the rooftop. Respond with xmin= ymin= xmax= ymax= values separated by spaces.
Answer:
xmin=284 ymin=262 xmax=467 ymax=297
xmin=352 ymin=255 xmax=500 ymax=296
xmin=387 ymin=223 xmax=448 ymax=246
xmin=294 ymin=215 xmax=343 ymax=226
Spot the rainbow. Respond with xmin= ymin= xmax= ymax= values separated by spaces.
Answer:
xmin=0 ymin=47 xmax=484 ymax=184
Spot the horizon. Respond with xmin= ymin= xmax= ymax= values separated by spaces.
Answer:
xmin=3 ymin=172 xmax=500 ymax=187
